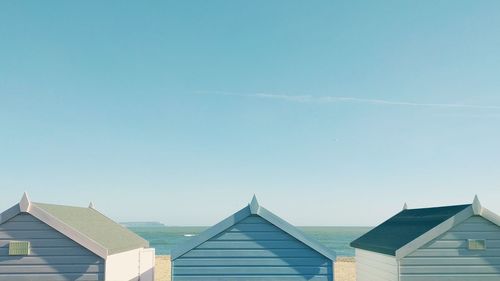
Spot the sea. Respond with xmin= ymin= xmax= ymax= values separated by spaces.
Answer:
xmin=128 ymin=226 xmax=371 ymax=257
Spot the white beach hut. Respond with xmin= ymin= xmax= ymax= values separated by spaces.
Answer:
xmin=350 ymin=196 xmax=500 ymax=281
xmin=0 ymin=193 xmax=155 ymax=281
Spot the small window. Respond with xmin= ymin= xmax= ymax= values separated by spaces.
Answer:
xmin=9 ymin=241 xmax=30 ymax=255
xmin=468 ymin=239 xmax=486 ymax=250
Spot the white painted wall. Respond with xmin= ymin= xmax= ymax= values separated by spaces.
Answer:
xmin=356 ymin=249 xmax=399 ymax=281
xmin=139 ymin=248 xmax=155 ymax=281
xmin=105 ymin=248 xmax=155 ymax=281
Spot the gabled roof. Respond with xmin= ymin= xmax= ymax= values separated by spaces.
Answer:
xmin=171 ymin=195 xmax=336 ymax=261
xmin=350 ymin=204 xmax=470 ymax=256
xmin=0 ymin=193 xmax=149 ymax=258
xmin=350 ymin=196 xmax=500 ymax=259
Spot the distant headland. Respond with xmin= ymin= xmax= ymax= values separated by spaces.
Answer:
xmin=121 ymin=222 xmax=166 ymax=227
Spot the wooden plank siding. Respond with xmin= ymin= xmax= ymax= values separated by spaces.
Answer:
xmin=355 ymin=249 xmax=398 ymax=281
xmin=172 ymin=215 xmax=333 ymax=281
xmin=400 ymin=216 xmax=500 ymax=281
xmin=0 ymin=213 xmax=104 ymax=281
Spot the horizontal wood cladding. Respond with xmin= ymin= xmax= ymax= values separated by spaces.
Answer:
xmin=214 ymin=231 xmax=296 ymax=241
xmin=401 ymin=265 xmax=500 ymax=274
xmin=401 ymin=216 xmax=500 ymax=281
xmin=174 ymin=266 xmax=330 ymax=275
xmin=0 ymin=256 xmax=102 ymax=265
xmin=355 ymin=249 xmax=398 ymax=281
xmin=173 ymin=276 xmax=331 ymax=281
xmin=0 ymin=214 xmax=104 ymax=281
xmin=0 ymin=273 xmax=104 ymax=281
xmin=174 ymin=257 xmax=330 ymax=267
xmin=197 ymin=240 xmax=309 ymax=249
xmin=401 ymin=275 xmax=500 ymax=281
xmin=0 ymin=230 xmax=67 ymax=239
xmin=0 ymin=239 xmax=82 ymax=248
xmin=181 ymin=249 xmax=322 ymax=258
xmin=173 ymin=215 xmax=332 ymax=281
xmin=0 ymin=264 xmax=104 ymax=274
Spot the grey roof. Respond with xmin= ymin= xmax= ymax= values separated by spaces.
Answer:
xmin=350 ymin=204 xmax=471 ymax=256
xmin=34 ymin=202 xmax=149 ymax=255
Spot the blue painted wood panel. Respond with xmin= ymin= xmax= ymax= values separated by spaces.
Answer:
xmin=173 ymin=215 xmax=333 ymax=281
xmin=400 ymin=216 xmax=500 ymax=281
xmin=0 ymin=213 xmax=104 ymax=281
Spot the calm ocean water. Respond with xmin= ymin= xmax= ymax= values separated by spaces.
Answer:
xmin=129 ymin=226 xmax=371 ymax=257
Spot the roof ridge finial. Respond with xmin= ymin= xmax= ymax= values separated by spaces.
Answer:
xmin=403 ymin=202 xmax=408 ymax=210
xmin=20 ymin=192 xmax=31 ymax=212
xmin=89 ymin=201 xmax=95 ymax=209
xmin=249 ymin=195 xmax=260 ymax=214
xmin=472 ymin=194 xmax=482 ymax=215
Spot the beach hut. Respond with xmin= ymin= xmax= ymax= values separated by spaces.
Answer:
xmin=171 ymin=196 xmax=336 ymax=281
xmin=0 ymin=193 xmax=155 ymax=281
xmin=350 ymin=196 xmax=500 ymax=281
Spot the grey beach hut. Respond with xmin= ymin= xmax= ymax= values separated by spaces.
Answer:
xmin=0 ymin=193 xmax=155 ymax=281
xmin=171 ymin=196 xmax=336 ymax=281
xmin=350 ymin=196 xmax=500 ymax=281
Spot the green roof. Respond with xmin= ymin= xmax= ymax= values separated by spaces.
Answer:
xmin=34 ymin=202 xmax=149 ymax=255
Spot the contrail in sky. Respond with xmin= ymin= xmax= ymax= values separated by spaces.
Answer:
xmin=196 ymin=91 xmax=500 ymax=110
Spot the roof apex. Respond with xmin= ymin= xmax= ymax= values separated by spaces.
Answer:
xmin=472 ymin=195 xmax=482 ymax=215
xmin=19 ymin=192 xmax=31 ymax=212
xmin=172 ymin=197 xmax=336 ymax=261
xmin=89 ymin=201 xmax=95 ymax=209
xmin=403 ymin=202 xmax=408 ymax=210
xmin=351 ymin=203 xmax=472 ymax=257
xmin=249 ymin=195 xmax=260 ymax=214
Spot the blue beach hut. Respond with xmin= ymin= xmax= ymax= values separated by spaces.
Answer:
xmin=0 ymin=193 xmax=155 ymax=281
xmin=171 ymin=196 xmax=336 ymax=281
xmin=350 ymin=196 xmax=500 ymax=281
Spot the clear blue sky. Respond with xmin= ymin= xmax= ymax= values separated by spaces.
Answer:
xmin=1 ymin=1 xmax=499 ymax=226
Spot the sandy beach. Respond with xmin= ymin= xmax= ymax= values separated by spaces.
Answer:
xmin=155 ymin=255 xmax=355 ymax=281
xmin=334 ymin=257 xmax=356 ymax=281
xmin=155 ymin=256 xmax=171 ymax=281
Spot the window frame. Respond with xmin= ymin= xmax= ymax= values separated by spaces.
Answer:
xmin=467 ymin=239 xmax=486 ymax=251
xmin=8 ymin=241 xmax=31 ymax=256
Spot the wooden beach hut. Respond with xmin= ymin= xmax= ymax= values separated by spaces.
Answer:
xmin=0 ymin=193 xmax=155 ymax=281
xmin=171 ymin=196 xmax=336 ymax=281
xmin=350 ymin=196 xmax=500 ymax=281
